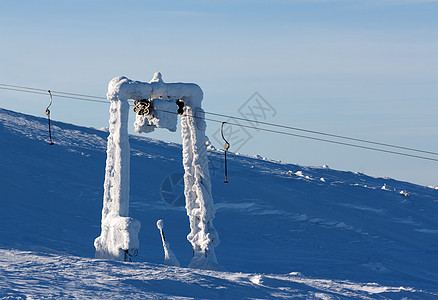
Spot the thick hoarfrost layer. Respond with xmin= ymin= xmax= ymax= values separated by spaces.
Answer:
xmin=181 ymin=106 xmax=220 ymax=270
xmin=96 ymin=73 xmax=219 ymax=269
xmin=94 ymin=89 xmax=140 ymax=261
xmin=94 ymin=216 xmax=140 ymax=260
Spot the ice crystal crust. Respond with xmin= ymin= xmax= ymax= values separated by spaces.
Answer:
xmin=95 ymin=73 xmax=219 ymax=269
xmin=94 ymin=95 xmax=139 ymax=261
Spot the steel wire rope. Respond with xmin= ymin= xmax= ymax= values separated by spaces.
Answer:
xmin=3 ymin=82 xmax=438 ymax=157
xmin=0 ymin=83 xmax=107 ymax=100
xmin=0 ymin=86 xmax=108 ymax=104
xmin=1 ymin=83 xmax=438 ymax=161
xmin=153 ymin=108 xmax=438 ymax=163
xmin=201 ymin=111 xmax=438 ymax=157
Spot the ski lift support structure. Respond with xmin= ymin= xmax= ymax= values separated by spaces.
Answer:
xmin=94 ymin=73 xmax=220 ymax=270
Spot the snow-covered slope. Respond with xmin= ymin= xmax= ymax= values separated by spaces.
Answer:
xmin=1 ymin=108 xmax=437 ymax=299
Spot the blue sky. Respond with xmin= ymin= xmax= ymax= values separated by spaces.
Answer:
xmin=1 ymin=0 xmax=437 ymax=186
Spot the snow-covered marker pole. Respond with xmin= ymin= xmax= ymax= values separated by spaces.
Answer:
xmin=95 ymin=73 xmax=220 ymax=270
xmin=156 ymin=219 xmax=180 ymax=267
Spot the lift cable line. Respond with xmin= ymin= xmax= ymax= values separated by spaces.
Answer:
xmin=0 ymin=83 xmax=107 ymax=100
xmin=202 ymin=111 xmax=438 ymax=157
xmin=0 ymin=86 xmax=108 ymax=104
xmin=3 ymin=82 xmax=438 ymax=157
xmin=150 ymin=108 xmax=438 ymax=163
xmin=1 ymin=83 xmax=438 ymax=162
xmin=0 ymin=86 xmax=50 ymax=97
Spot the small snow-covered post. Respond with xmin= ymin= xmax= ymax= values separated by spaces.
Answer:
xmin=156 ymin=219 xmax=180 ymax=267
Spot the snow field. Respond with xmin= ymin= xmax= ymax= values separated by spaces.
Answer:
xmin=1 ymin=108 xmax=438 ymax=298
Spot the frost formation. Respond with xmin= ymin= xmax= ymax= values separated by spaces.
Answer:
xmin=95 ymin=73 xmax=220 ymax=269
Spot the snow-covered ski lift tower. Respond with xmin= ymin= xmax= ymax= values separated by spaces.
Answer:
xmin=95 ymin=72 xmax=220 ymax=270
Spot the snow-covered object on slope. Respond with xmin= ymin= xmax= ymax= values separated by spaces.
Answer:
xmin=96 ymin=73 xmax=220 ymax=269
xmin=156 ymin=219 xmax=180 ymax=267
xmin=94 ymin=96 xmax=141 ymax=261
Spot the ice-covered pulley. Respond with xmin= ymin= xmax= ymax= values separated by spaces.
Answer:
xmin=133 ymin=99 xmax=152 ymax=116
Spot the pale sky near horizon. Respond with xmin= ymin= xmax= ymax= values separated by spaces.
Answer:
xmin=1 ymin=0 xmax=437 ymax=186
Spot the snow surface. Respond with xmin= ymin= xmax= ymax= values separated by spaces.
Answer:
xmin=1 ymin=108 xmax=438 ymax=299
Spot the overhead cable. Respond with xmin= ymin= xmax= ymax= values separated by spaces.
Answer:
xmin=154 ymin=108 xmax=438 ymax=163
xmin=1 ymin=83 xmax=437 ymax=162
